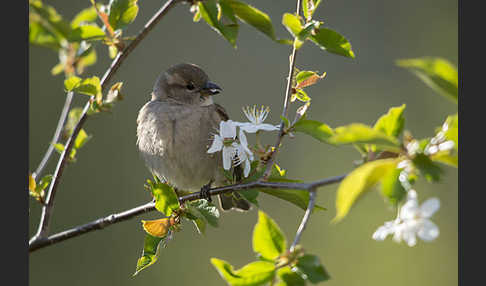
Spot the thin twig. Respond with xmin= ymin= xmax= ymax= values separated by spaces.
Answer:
xmin=29 ymin=0 xmax=181 ymax=245
xmin=290 ymin=189 xmax=316 ymax=251
xmin=29 ymin=173 xmax=346 ymax=252
xmin=262 ymin=0 xmax=302 ymax=179
xmin=33 ymin=91 xmax=74 ymax=180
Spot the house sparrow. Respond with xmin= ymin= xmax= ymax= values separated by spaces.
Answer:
xmin=136 ymin=63 xmax=250 ymax=211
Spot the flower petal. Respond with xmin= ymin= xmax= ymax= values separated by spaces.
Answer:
xmin=238 ymin=123 xmax=260 ymax=133
xmin=222 ymin=146 xmax=234 ymax=170
xmin=418 ymin=219 xmax=439 ymax=241
xmin=400 ymin=199 xmax=419 ymax=220
xmin=419 ymin=198 xmax=440 ymax=218
xmin=256 ymin=123 xmax=280 ymax=131
xmin=243 ymin=159 xmax=251 ymax=177
xmin=220 ymin=120 xmax=236 ymax=139
xmin=207 ymin=135 xmax=223 ymax=153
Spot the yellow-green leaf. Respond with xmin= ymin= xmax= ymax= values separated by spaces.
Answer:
xmin=133 ymin=234 xmax=164 ymax=276
xmin=293 ymin=119 xmax=334 ymax=144
xmin=309 ymin=27 xmax=355 ymax=58
xmin=151 ymin=182 xmax=180 ymax=216
xmin=224 ymin=0 xmax=276 ymax=40
xmin=108 ymin=0 xmax=139 ymax=31
xmin=211 ymin=258 xmax=276 ymax=286
xmin=396 ymin=57 xmax=458 ymax=103
xmin=329 ymin=123 xmax=401 ymax=152
xmin=334 ymin=159 xmax=398 ymax=222
xmin=373 ymin=104 xmax=406 ymax=138
xmin=253 ymin=211 xmax=286 ymax=260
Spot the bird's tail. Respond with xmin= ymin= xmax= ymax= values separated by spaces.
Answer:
xmin=217 ymin=160 xmax=251 ymax=211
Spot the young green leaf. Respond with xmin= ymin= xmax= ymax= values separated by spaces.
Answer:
xmin=186 ymin=199 xmax=220 ymax=227
xmin=309 ymin=27 xmax=355 ymax=58
xmin=329 ymin=123 xmax=401 ymax=152
xmin=276 ymin=267 xmax=306 ymax=286
xmin=292 ymin=89 xmax=311 ymax=102
xmin=29 ymin=0 xmax=72 ymax=40
xmin=150 ymin=183 xmax=180 ymax=216
xmin=259 ymin=188 xmax=326 ymax=212
xmin=211 ymin=258 xmax=276 ymax=286
xmin=380 ymin=167 xmax=407 ymax=205
xmin=253 ymin=211 xmax=286 ymax=260
xmin=133 ymin=234 xmax=164 ymax=276
xmin=64 ymin=76 xmax=83 ymax=91
xmin=36 ymin=174 xmax=53 ymax=193
xmin=334 ymin=159 xmax=398 ymax=222
xmin=373 ymin=104 xmax=406 ymax=138
xmin=108 ymin=0 xmax=139 ymax=31
xmin=199 ymin=0 xmax=239 ymax=47
xmin=412 ymin=153 xmax=443 ymax=182
xmin=292 ymin=119 xmax=334 ymax=144
xmin=70 ymin=25 xmax=106 ymax=41
xmin=29 ymin=17 xmax=62 ymax=51
xmin=302 ymin=0 xmax=323 ymax=22
xmin=224 ymin=0 xmax=276 ymax=40
xmin=430 ymin=152 xmax=458 ymax=167
xmin=74 ymin=129 xmax=91 ymax=149
xmin=396 ymin=57 xmax=458 ymax=103
xmin=295 ymin=71 xmax=326 ymax=89
xmin=295 ymin=254 xmax=330 ymax=283
xmin=282 ymin=13 xmax=302 ymax=38
xmin=71 ymin=6 xmax=99 ymax=28
xmin=443 ymin=113 xmax=458 ymax=149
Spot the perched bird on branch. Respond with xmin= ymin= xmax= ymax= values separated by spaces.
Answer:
xmin=136 ymin=63 xmax=250 ymax=211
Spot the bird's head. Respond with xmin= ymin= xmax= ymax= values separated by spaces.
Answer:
xmin=152 ymin=63 xmax=222 ymax=105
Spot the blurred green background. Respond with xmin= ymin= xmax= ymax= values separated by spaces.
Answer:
xmin=29 ymin=0 xmax=457 ymax=285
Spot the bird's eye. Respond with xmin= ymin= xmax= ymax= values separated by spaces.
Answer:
xmin=186 ymin=83 xmax=195 ymax=90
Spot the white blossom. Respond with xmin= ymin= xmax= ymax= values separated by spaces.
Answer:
xmin=372 ymin=190 xmax=440 ymax=247
xmin=236 ymin=105 xmax=279 ymax=133
xmin=207 ymin=120 xmax=254 ymax=177
xmin=207 ymin=120 xmax=238 ymax=170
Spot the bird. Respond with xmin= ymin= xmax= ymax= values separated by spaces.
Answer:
xmin=136 ymin=63 xmax=251 ymax=211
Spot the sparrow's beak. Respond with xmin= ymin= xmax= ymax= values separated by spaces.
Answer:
xmin=201 ymin=81 xmax=222 ymax=96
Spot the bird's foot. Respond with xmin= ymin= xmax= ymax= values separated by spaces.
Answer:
xmin=199 ymin=180 xmax=214 ymax=202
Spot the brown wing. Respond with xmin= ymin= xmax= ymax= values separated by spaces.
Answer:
xmin=214 ymin=103 xmax=230 ymax=121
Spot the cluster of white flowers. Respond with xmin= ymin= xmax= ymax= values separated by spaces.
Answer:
xmin=424 ymin=121 xmax=455 ymax=156
xmin=207 ymin=106 xmax=279 ymax=177
xmin=372 ymin=190 xmax=440 ymax=247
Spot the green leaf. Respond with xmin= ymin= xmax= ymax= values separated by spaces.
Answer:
xmin=309 ymin=27 xmax=355 ymax=58
xmin=295 ymin=70 xmax=326 ymax=89
xmin=76 ymin=76 xmax=102 ymax=97
xmin=108 ymin=0 xmax=139 ymax=31
xmin=412 ymin=153 xmax=443 ymax=182
xmin=292 ymin=89 xmax=311 ymax=102
xmin=224 ymin=0 xmax=276 ymax=40
xmin=63 ymin=108 xmax=83 ymax=138
xmin=29 ymin=16 xmax=62 ymax=51
xmin=276 ymin=267 xmax=306 ymax=286
xmin=133 ymin=234 xmax=164 ymax=276
xmin=259 ymin=188 xmax=325 ymax=212
xmin=64 ymin=76 xmax=82 ymax=92
xmin=211 ymin=258 xmax=276 ymax=286
xmin=373 ymin=104 xmax=406 ymax=138
xmin=239 ymin=189 xmax=260 ymax=206
xmin=36 ymin=174 xmax=53 ymax=193
xmin=329 ymin=123 xmax=401 ymax=152
xmin=29 ymin=0 xmax=72 ymax=39
xmin=186 ymin=199 xmax=220 ymax=227
xmin=74 ymin=129 xmax=91 ymax=149
xmin=380 ymin=168 xmax=407 ymax=205
xmin=334 ymin=159 xmax=398 ymax=222
xmin=430 ymin=152 xmax=458 ymax=167
xmin=71 ymin=6 xmax=99 ymax=28
xmin=282 ymin=13 xmax=302 ymax=37
xmin=397 ymin=57 xmax=458 ymax=103
xmin=151 ymin=183 xmax=180 ymax=216
xmin=293 ymin=119 xmax=334 ymax=144
xmin=296 ymin=254 xmax=330 ymax=283
xmin=70 ymin=25 xmax=106 ymax=41
xmin=302 ymin=0 xmax=323 ymax=22
xmin=199 ymin=0 xmax=239 ymax=47
xmin=253 ymin=210 xmax=286 ymax=260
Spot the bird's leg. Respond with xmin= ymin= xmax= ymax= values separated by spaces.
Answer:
xmin=199 ymin=179 xmax=214 ymax=202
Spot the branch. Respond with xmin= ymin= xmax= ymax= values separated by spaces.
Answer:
xmin=290 ymin=189 xmax=316 ymax=251
xmin=262 ymin=0 xmax=302 ymax=178
xmin=29 ymin=173 xmax=346 ymax=252
xmin=32 ymin=91 xmax=74 ymax=180
xmin=30 ymin=0 xmax=181 ymax=245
